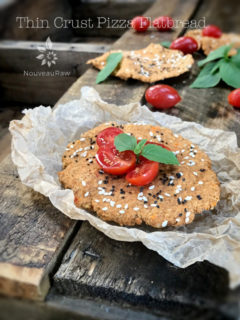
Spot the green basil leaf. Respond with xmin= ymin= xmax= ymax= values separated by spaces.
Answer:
xmin=231 ymin=49 xmax=240 ymax=68
xmin=220 ymin=60 xmax=240 ymax=88
xmin=198 ymin=45 xmax=231 ymax=67
xmin=161 ymin=41 xmax=171 ymax=48
xmin=210 ymin=59 xmax=223 ymax=74
xmin=190 ymin=62 xmax=221 ymax=88
xmin=141 ymin=144 xmax=179 ymax=165
xmin=134 ymin=139 xmax=147 ymax=155
xmin=96 ymin=52 xmax=123 ymax=84
xmin=114 ymin=133 xmax=137 ymax=152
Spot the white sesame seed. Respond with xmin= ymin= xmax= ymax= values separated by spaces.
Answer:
xmin=84 ymin=192 xmax=89 ymax=197
xmin=176 ymin=218 xmax=180 ymax=223
xmin=158 ymin=195 xmax=164 ymax=199
xmin=134 ymin=207 xmax=139 ymax=211
xmin=84 ymin=146 xmax=90 ymax=151
xmin=81 ymin=151 xmax=87 ymax=157
xmin=110 ymin=201 xmax=115 ymax=207
xmin=174 ymin=134 xmax=179 ymax=138
xmin=95 ymin=199 xmax=100 ymax=203
xmin=187 ymin=160 xmax=195 ymax=166
xmin=162 ymin=220 xmax=168 ymax=227
xmin=82 ymin=181 xmax=86 ymax=186
xmin=151 ymin=204 xmax=157 ymax=207
xmin=70 ymin=145 xmax=74 ymax=149
xmin=124 ymin=204 xmax=128 ymax=209
xmin=102 ymin=207 xmax=108 ymax=211
xmin=186 ymin=211 xmax=191 ymax=217
xmin=149 ymin=131 xmax=154 ymax=137
xmin=149 ymin=185 xmax=155 ymax=190
xmin=193 ymin=172 xmax=198 ymax=176
xmin=65 ymin=148 xmax=70 ymax=151
xmin=185 ymin=217 xmax=190 ymax=223
xmin=119 ymin=210 xmax=125 ymax=214
xmin=184 ymin=156 xmax=189 ymax=160
xmin=185 ymin=196 xmax=192 ymax=201
xmin=116 ymin=204 xmax=122 ymax=208
xmin=181 ymin=149 xmax=185 ymax=153
xmin=80 ymin=138 xmax=85 ymax=141
xmin=164 ymin=193 xmax=170 ymax=197
xmin=191 ymin=187 xmax=195 ymax=191
xmin=98 ymin=180 xmax=103 ymax=185
xmin=198 ymin=181 xmax=203 ymax=185
xmin=144 ymin=204 xmax=148 ymax=208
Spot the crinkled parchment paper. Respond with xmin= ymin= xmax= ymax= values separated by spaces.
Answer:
xmin=9 ymin=86 xmax=240 ymax=288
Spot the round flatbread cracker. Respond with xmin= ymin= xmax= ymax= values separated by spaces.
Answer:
xmin=58 ymin=123 xmax=220 ymax=228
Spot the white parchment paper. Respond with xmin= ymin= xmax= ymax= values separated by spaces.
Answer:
xmin=9 ymin=86 xmax=240 ymax=288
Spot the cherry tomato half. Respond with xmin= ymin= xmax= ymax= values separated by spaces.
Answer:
xmin=96 ymin=127 xmax=123 ymax=147
xmin=202 ymin=25 xmax=222 ymax=38
xmin=170 ymin=36 xmax=198 ymax=54
xmin=126 ymin=156 xmax=159 ymax=186
xmin=228 ymin=88 xmax=240 ymax=108
xmin=153 ymin=16 xmax=174 ymax=31
xmin=131 ymin=16 xmax=150 ymax=32
xmin=145 ymin=84 xmax=181 ymax=109
xmin=96 ymin=145 xmax=136 ymax=175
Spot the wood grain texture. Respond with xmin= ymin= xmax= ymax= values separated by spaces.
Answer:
xmin=0 ymin=156 xmax=77 ymax=300
xmin=0 ymin=41 xmax=110 ymax=105
xmin=53 ymin=222 xmax=230 ymax=319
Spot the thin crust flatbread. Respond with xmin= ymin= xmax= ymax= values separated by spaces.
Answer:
xmin=58 ymin=123 xmax=220 ymax=228
xmin=87 ymin=43 xmax=194 ymax=83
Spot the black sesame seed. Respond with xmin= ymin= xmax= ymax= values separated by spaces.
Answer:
xmin=148 ymin=193 xmax=152 ymax=196
xmin=182 ymin=178 xmax=186 ymax=181
xmin=121 ymin=196 xmax=125 ymax=199
xmin=99 ymin=170 xmax=104 ymax=174
xmin=154 ymin=200 xmax=157 ymax=204
xmin=177 ymin=198 xmax=182 ymax=205
xmin=179 ymin=213 xmax=183 ymax=217
xmin=156 ymin=205 xmax=160 ymax=208
xmin=144 ymin=201 xmax=148 ymax=204
xmin=184 ymin=208 xmax=187 ymax=212
xmin=197 ymin=195 xmax=202 ymax=200
xmin=200 ymin=169 xmax=206 ymax=172
xmin=176 ymin=173 xmax=181 ymax=179
xmin=182 ymin=200 xmax=187 ymax=204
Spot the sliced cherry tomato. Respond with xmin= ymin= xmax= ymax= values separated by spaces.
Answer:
xmin=145 ymin=84 xmax=181 ymax=109
xmin=126 ymin=156 xmax=159 ymax=186
xmin=97 ymin=127 xmax=123 ymax=147
xmin=228 ymin=88 xmax=240 ymax=108
xmin=153 ymin=16 xmax=174 ymax=31
xmin=202 ymin=25 xmax=222 ymax=38
xmin=131 ymin=16 xmax=150 ymax=32
xmin=96 ymin=145 xmax=136 ymax=175
xmin=170 ymin=36 xmax=198 ymax=54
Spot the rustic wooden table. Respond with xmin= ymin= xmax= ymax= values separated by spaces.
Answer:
xmin=0 ymin=0 xmax=240 ymax=319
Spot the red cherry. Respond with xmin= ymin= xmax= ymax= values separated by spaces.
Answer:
xmin=228 ymin=89 xmax=240 ymax=108
xmin=153 ymin=16 xmax=174 ymax=31
xmin=202 ymin=25 xmax=222 ymax=38
xmin=170 ymin=36 xmax=198 ymax=54
xmin=131 ymin=16 xmax=150 ymax=32
xmin=145 ymin=84 xmax=181 ymax=109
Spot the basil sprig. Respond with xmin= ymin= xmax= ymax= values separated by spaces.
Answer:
xmin=96 ymin=52 xmax=123 ymax=84
xmin=114 ymin=133 xmax=179 ymax=165
xmin=191 ymin=45 xmax=240 ymax=89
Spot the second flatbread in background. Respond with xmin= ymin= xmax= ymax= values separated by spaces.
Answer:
xmin=87 ymin=43 xmax=194 ymax=83
xmin=186 ymin=29 xmax=240 ymax=55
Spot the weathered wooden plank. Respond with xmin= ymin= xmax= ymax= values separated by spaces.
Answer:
xmin=0 ymin=294 xmax=167 ymax=320
xmin=53 ymin=222 xmax=231 ymax=319
xmin=0 ymin=41 xmax=111 ymax=105
xmin=0 ymin=156 xmax=78 ymax=300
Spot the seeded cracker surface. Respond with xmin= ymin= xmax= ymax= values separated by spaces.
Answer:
xmin=87 ymin=43 xmax=194 ymax=83
xmin=186 ymin=29 xmax=240 ymax=55
xmin=58 ymin=123 xmax=220 ymax=228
